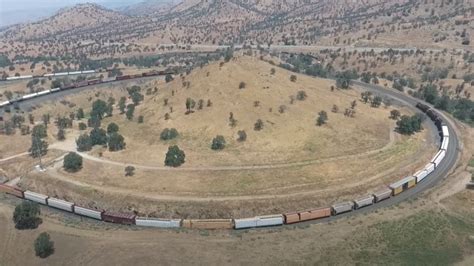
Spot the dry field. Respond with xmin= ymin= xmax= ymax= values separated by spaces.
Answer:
xmin=2 ymin=56 xmax=437 ymax=217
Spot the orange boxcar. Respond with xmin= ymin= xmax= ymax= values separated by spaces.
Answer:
xmin=284 ymin=212 xmax=300 ymax=224
xmin=299 ymin=207 xmax=331 ymax=222
xmin=0 ymin=184 xmax=24 ymax=198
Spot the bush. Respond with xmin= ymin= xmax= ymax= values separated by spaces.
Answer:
xmin=13 ymin=201 xmax=42 ymax=230
xmin=164 ymin=145 xmax=185 ymax=167
xmin=76 ymin=134 xmax=92 ymax=152
xmin=239 ymin=82 xmax=246 ymax=89
xmin=34 ymin=232 xmax=54 ymax=258
xmin=107 ymin=132 xmax=126 ymax=151
xmin=125 ymin=166 xmax=135 ymax=176
xmin=254 ymin=119 xmax=264 ymax=131
xmin=107 ymin=123 xmax=119 ymax=134
xmin=211 ymin=135 xmax=226 ymax=150
xmin=316 ymin=111 xmax=328 ymax=126
xmin=237 ymin=130 xmax=247 ymax=142
xmin=160 ymin=128 xmax=179 ymax=140
xmin=63 ymin=152 xmax=83 ymax=172
xmin=290 ymin=75 xmax=297 ymax=82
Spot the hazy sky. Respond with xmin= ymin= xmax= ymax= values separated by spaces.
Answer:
xmin=0 ymin=0 xmax=145 ymax=27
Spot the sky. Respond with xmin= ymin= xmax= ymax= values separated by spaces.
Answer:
xmin=0 ymin=0 xmax=146 ymax=27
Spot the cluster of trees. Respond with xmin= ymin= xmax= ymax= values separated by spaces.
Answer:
xmin=413 ymin=84 xmax=474 ymax=125
xmin=396 ymin=114 xmax=424 ymax=135
xmin=29 ymin=124 xmax=48 ymax=158
xmin=76 ymin=122 xmax=125 ymax=152
xmin=360 ymin=91 xmax=383 ymax=108
xmin=13 ymin=201 xmax=42 ymax=230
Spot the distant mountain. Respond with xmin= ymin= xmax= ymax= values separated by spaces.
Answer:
xmin=119 ymin=0 xmax=180 ymax=16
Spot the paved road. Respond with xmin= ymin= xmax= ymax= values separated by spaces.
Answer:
xmin=0 ymin=75 xmax=461 ymax=226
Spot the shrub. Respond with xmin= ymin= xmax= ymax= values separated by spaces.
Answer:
xmin=63 ymin=152 xmax=83 ymax=172
xmin=237 ymin=130 xmax=247 ymax=142
xmin=107 ymin=123 xmax=119 ymax=134
xmin=290 ymin=75 xmax=297 ymax=82
xmin=125 ymin=166 xmax=135 ymax=176
xmin=254 ymin=119 xmax=264 ymax=131
xmin=107 ymin=132 xmax=126 ymax=151
xmin=316 ymin=111 xmax=328 ymax=126
xmin=164 ymin=145 xmax=186 ymax=167
xmin=211 ymin=135 xmax=226 ymax=150
xmin=160 ymin=128 xmax=179 ymax=140
xmin=34 ymin=232 xmax=54 ymax=258
xmin=76 ymin=134 xmax=92 ymax=152
xmin=13 ymin=201 xmax=42 ymax=230
xmin=239 ymin=82 xmax=246 ymax=89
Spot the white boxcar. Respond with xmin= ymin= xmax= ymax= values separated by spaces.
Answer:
xmin=54 ymin=72 xmax=68 ymax=76
xmin=135 ymin=217 xmax=181 ymax=228
xmin=81 ymin=70 xmax=95 ymax=74
xmin=47 ymin=197 xmax=74 ymax=212
xmin=442 ymin=125 xmax=449 ymax=138
xmin=441 ymin=136 xmax=449 ymax=151
xmin=74 ymin=206 xmax=103 ymax=220
xmin=6 ymin=76 xmax=21 ymax=80
xmin=353 ymin=195 xmax=375 ymax=209
xmin=43 ymin=73 xmax=55 ymax=77
xmin=331 ymin=201 xmax=354 ymax=215
xmin=22 ymin=93 xmax=37 ymax=100
xmin=51 ymin=87 xmax=61 ymax=92
xmin=424 ymin=162 xmax=435 ymax=174
xmin=36 ymin=90 xmax=51 ymax=96
xmin=24 ymin=191 xmax=48 ymax=205
xmin=256 ymin=214 xmax=284 ymax=227
xmin=373 ymin=188 xmax=392 ymax=202
xmin=414 ymin=169 xmax=429 ymax=183
xmin=0 ymin=100 xmax=10 ymax=108
xmin=234 ymin=217 xmax=258 ymax=229
xmin=431 ymin=150 xmax=446 ymax=167
xmin=68 ymin=71 xmax=82 ymax=75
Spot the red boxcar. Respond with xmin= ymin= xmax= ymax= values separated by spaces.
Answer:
xmin=0 ymin=184 xmax=24 ymax=198
xmin=87 ymin=79 xmax=101 ymax=85
xmin=116 ymin=75 xmax=131 ymax=81
xmin=102 ymin=211 xmax=136 ymax=225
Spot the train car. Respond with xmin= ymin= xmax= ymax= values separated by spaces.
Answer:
xmin=255 ymin=214 xmax=284 ymax=228
xmin=234 ymin=217 xmax=258 ymax=229
xmin=372 ymin=187 xmax=392 ymax=202
xmin=131 ymin=74 xmax=143 ymax=79
xmin=43 ymin=73 xmax=55 ymax=77
xmin=47 ymin=197 xmax=74 ymax=212
xmin=299 ymin=207 xmax=331 ymax=222
xmin=441 ymin=125 xmax=449 ymax=138
xmin=331 ymin=201 xmax=354 ymax=215
xmin=135 ymin=217 xmax=181 ymax=228
xmin=414 ymin=168 xmax=429 ymax=183
xmin=0 ymin=184 xmax=24 ymax=198
xmin=61 ymin=84 xmax=75 ymax=90
xmin=87 ymin=79 xmax=101 ymax=85
xmin=54 ymin=72 xmax=68 ymax=77
xmin=431 ymin=150 xmax=446 ymax=168
xmin=182 ymin=219 xmax=234 ymax=229
xmin=0 ymin=100 xmax=10 ymax=108
xmin=116 ymin=75 xmax=131 ymax=81
xmin=283 ymin=212 xmax=300 ymax=224
xmin=74 ymin=206 xmax=104 ymax=220
xmin=389 ymin=176 xmax=416 ymax=196
xmin=51 ymin=87 xmax=61 ymax=92
xmin=68 ymin=71 xmax=82 ymax=75
xmin=22 ymin=93 xmax=38 ymax=100
xmin=24 ymin=191 xmax=49 ymax=205
xmin=441 ymin=136 xmax=449 ymax=151
xmin=102 ymin=77 xmax=116 ymax=83
xmin=36 ymin=90 xmax=51 ymax=96
xmin=353 ymin=195 xmax=375 ymax=209
xmin=81 ymin=70 xmax=95 ymax=74
xmin=102 ymin=211 xmax=136 ymax=225
xmin=75 ymin=80 xmax=89 ymax=88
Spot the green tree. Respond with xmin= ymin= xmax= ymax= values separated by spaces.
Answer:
xmin=211 ymin=135 xmax=226 ymax=150
xmin=34 ymin=232 xmax=54 ymax=258
xmin=76 ymin=108 xmax=85 ymax=119
xmin=78 ymin=122 xmax=87 ymax=130
xmin=13 ymin=201 xmax=42 ymax=230
xmin=107 ymin=132 xmax=126 ymax=151
xmin=390 ymin=110 xmax=401 ymax=120
xmin=29 ymin=136 xmax=48 ymax=158
xmin=76 ymin=134 xmax=92 ymax=152
xmin=164 ymin=145 xmax=186 ymax=167
xmin=396 ymin=115 xmax=423 ymax=135
xmin=118 ymin=97 xmax=126 ymax=114
xmin=31 ymin=124 xmax=47 ymax=139
xmin=371 ymin=95 xmax=383 ymax=108
xmin=160 ymin=128 xmax=179 ymax=140
xmin=316 ymin=111 xmax=328 ymax=126
xmin=125 ymin=166 xmax=135 ymax=176
xmin=126 ymin=104 xmax=135 ymax=120
xmin=57 ymin=128 xmax=65 ymax=141
xmin=105 ymin=123 xmax=118 ymax=135
xmin=63 ymin=152 xmax=83 ymax=172
xmin=165 ymin=74 xmax=174 ymax=83
xmin=296 ymin=90 xmax=307 ymax=101
xmin=90 ymin=127 xmax=107 ymax=146
xmin=91 ymin=99 xmax=108 ymax=119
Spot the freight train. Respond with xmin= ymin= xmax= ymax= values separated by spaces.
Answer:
xmin=0 ymin=70 xmax=174 ymax=109
xmin=1 ymin=70 xmax=97 ymax=81
xmin=0 ymin=102 xmax=451 ymax=230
